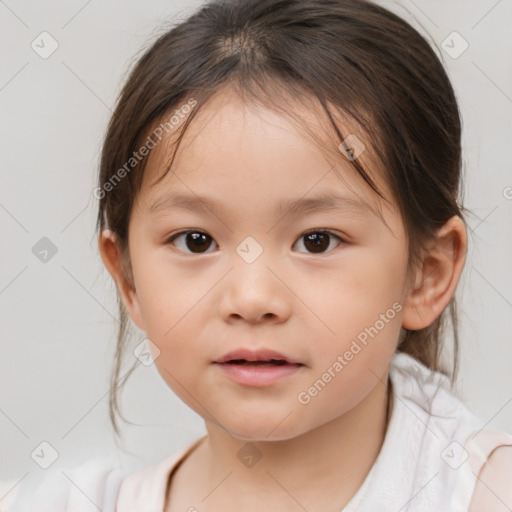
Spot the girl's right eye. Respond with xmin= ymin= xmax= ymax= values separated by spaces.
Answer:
xmin=165 ymin=230 xmax=218 ymax=254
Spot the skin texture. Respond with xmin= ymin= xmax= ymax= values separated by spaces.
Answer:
xmin=99 ymin=88 xmax=468 ymax=511
xmin=469 ymin=445 xmax=512 ymax=511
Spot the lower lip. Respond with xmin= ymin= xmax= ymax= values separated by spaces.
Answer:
xmin=213 ymin=362 xmax=304 ymax=386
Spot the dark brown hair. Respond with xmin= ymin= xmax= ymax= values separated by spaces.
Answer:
xmin=96 ymin=0 xmax=472 ymax=438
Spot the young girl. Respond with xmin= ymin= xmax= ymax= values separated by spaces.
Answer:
xmin=6 ymin=0 xmax=512 ymax=510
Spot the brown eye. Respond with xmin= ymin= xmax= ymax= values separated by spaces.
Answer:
xmin=166 ymin=231 xmax=217 ymax=254
xmin=294 ymin=230 xmax=343 ymax=254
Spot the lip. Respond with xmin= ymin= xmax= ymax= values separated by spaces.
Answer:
xmin=214 ymin=348 xmax=301 ymax=364
xmin=213 ymin=348 xmax=304 ymax=387
xmin=214 ymin=362 xmax=303 ymax=386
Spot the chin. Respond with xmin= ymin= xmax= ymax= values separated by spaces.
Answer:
xmin=220 ymin=414 xmax=306 ymax=443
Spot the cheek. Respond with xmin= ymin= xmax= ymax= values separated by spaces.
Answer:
xmin=295 ymin=253 xmax=405 ymax=392
xmin=294 ymin=324 xmax=396 ymax=425
xmin=293 ymin=254 xmax=405 ymax=339
xmin=129 ymin=250 xmax=217 ymax=392
xmin=149 ymin=320 xmax=205 ymax=410
xmin=133 ymin=255 xmax=203 ymax=335
xmin=133 ymin=280 xmax=205 ymax=381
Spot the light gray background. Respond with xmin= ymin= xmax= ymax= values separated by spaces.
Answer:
xmin=1 ymin=0 xmax=511 ymax=499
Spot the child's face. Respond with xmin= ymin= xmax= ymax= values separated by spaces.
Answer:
xmin=124 ymin=89 xmax=411 ymax=440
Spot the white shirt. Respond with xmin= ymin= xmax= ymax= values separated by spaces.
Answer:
xmin=4 ymin=352 xmax=512 ymax=511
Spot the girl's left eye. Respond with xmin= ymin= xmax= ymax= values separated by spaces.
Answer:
xmin=293 ymin=229 xmax=344 ymax=254
xmin=165 ymin=229 xmax=344 ymax=255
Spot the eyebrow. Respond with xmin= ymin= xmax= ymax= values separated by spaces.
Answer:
xmin=149 ymin=192 xmax=377 ymax=220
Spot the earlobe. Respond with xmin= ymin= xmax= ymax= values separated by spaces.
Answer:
xmin=98 ymin=229 xmax=145 ymax=331
xmin=401 ymin=215 xmax=467 ymax=330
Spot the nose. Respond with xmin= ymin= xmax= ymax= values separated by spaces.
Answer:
xmin=218 ymin=257 xmax=291 ymax=325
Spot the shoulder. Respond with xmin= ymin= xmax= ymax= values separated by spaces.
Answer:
xmin=469 ymin=445 xmax=512 ymax=511
xmin=5 ymin=455 xmax=122 ymax=512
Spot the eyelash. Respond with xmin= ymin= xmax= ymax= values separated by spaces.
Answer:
xmin=164 ymin=229 xmax=346 ymax=255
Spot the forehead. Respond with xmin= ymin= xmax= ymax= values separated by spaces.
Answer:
xmin=138 ymin=87 xmax=394 ymax=222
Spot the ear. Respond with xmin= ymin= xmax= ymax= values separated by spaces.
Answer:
xmin=402 ymin=215 xmax=467 ymax=330
xmin=98 ymin=229 xmax=145 ymax=331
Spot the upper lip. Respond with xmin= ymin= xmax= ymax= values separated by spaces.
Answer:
xmin=214 ymin=348 xmax=303 ymax=365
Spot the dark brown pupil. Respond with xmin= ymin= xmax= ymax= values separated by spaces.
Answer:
xmin=304 ymin=232 xmax=330 ymax=253
xmin=185 ymin=232 xmax=212 ymax=253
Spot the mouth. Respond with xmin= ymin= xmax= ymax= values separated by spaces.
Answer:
xmin=213 ymin=349 xmax=304 ymax=386
xmin=221 ymin=359 xmax=292 ymax=367
xmin=214 ymin=348 xmax=303 ymax=366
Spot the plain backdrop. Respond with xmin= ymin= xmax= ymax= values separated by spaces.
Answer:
xmin=1 ymin=0 xmax=511 ymax=497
